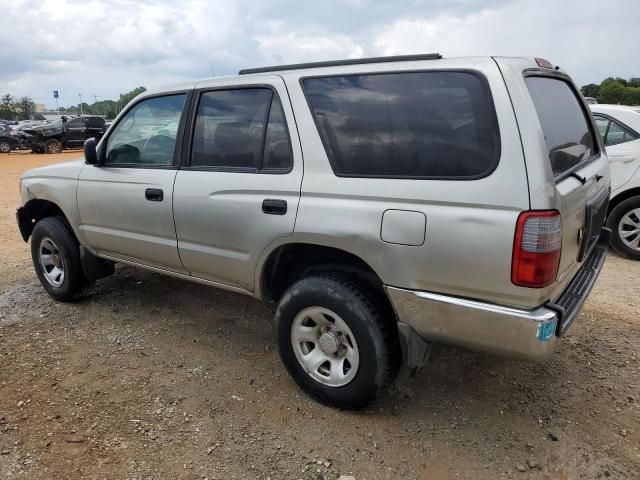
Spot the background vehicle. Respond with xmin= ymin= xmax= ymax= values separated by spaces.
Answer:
xmin=17 ymin=55 xmax=610 ymax=409
xmin=24 ymin=115 xmax=106 ymax=153
xmin=0 ymin=123 xmax=31 ymax=153
xmin=591 ymin=104 xmax=640 ymax=258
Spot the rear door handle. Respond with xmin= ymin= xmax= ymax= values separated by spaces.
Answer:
xmin=262 ymin=199 xmax=287 ymax=215
xmin=609 ymin=155 xmax=635 ymax=164
xmin=145 ymin=188 xmax=163 ymax=202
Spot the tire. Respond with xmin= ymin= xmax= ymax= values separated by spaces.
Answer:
xmin=45 ymin=139 xmax=62 ymax=154
xmin=608 ymin=196 xmax=640 ymax=260
xmin=275 ymin=274 xmax=399 ymax=409
xmin=31 ymin=217 xmax=91 ymax=301
xmin=0 ymin=140 xmax=11 ymax=153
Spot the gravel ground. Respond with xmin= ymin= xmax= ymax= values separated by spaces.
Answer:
xmin=0 ymin=151 xmax=639 ymax=479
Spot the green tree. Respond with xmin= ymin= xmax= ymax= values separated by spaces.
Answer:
xmin=628 ymin=78 xmax=640 ymax=88
xmin=622 ymin=87 xmax=640 ymax=106
xmin=581 ymin=83 xmax=600 ymax=98
xmin=119 ymin=86 xmax=146 ymax=107
xmin=598 ymin=79 xmax=626 ymax=104
xmin=15 ymin=96 xmax=36 ymax=120
xmin=0 ymin=94 xmax=15 ymax=120
xmin=613 ymin=77 xmax=628 ymax=87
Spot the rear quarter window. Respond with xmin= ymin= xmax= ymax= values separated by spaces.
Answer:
xmin=525 ymin=76 xmax=597 ymax=177
xmin=302 ymin=71 xmax=500 ymax=179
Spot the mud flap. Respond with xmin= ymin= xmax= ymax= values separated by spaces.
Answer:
xmin=80 ymin=246 xmax=115 ymax=282
xmin=397 ymin=322 xmax=430 ymax=373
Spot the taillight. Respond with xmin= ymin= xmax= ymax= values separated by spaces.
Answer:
xmin=512 ymin=211 xmax=562 ymax=288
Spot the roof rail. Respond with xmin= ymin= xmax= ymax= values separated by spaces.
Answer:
xmin=238 ymin=53 xmax=442 ymax=75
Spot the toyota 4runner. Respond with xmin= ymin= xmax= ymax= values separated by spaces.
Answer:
xmin=17 ymin=54 xmax=611 ymax=409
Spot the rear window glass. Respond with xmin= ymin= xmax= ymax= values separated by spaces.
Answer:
xmin=302 ymin=71 xmax=500 ymax=179
xmin=525 ymin=76 xmax=597 ymax=177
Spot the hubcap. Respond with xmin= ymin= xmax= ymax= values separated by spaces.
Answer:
xmin=619 ymin=208 xmax=640 ymax=251
xmin=290 ymin=306 xmax=359 ymax=387
xmin=38 ymin=237 xmax=65 ymax=287
xmin=0 ymin=142 xmax=10 ymax=153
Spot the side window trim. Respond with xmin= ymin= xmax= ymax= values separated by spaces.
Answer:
xmin=98 ymin=90 xmax=191 ymax=169
xmin=183 ymin=84 xmax=293 ymax=174
xmin=257 ymin=93 xmax=275 ymax=171
xmin=593 ymin=115 xmax=611 ymax=145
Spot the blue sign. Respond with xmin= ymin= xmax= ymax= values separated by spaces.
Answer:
xmin=53 ymin=90 xmax=59 ymax=99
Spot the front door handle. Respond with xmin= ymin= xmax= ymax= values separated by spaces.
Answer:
xmin=262 ymin=199 xmax=287 ymax=215
xmin=145 ymin=188 xmax=163 ymax=202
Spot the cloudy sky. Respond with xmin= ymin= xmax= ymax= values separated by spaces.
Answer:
xmin=1 ymin=0 xmax=638 ymax=108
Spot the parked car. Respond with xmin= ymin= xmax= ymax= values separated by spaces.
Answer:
xmin=17 ymin=54 xmax=611 ymax=409
xmin=590 ymin=104 xmax=640 ymax=259
xmin=24 ymin=115 xmax=106 ymax=153
xmin=584 ymin=96 xmax=598 ymax=105
xmin=0 ymin=123 xmax=31 ymax=153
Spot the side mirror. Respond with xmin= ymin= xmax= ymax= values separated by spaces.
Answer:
xmin=84 ymin=137 xmax=98 ymax=165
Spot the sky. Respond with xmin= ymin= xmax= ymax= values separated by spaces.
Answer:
xmin=1 ymin=0 xmax=638 ymax=109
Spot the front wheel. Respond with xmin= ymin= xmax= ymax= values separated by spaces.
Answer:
xmin=0 ymin=140 xmax=12 ymax=153
xmin=45 ymin=139 xmax=63 ymax=154
xmin=608 ymin=196 xmax=640 ymax=260
xmin=275 ymin=275 xmax=399 ymax=409
xmin=31 ymin=217 xmax=91 ymax=301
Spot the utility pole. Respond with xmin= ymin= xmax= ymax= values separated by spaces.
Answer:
xmin=78 ymin=93 xmax=83 ymax=115
xmin=94 ymin=95 xmax=99 ymax=116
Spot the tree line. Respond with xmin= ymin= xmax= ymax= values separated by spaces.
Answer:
xmin=581 ymin=77 xmax=640 ymax=105
xmin=0 ymin=95 xmax=40 ymax=121
xmin=0 ymin=86 xmax=147 ymax=121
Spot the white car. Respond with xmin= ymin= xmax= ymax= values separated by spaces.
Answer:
xmin=590 ymin=104 xmax=640 ymax=259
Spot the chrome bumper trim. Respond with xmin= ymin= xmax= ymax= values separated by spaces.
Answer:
xmin=386 ymin=287 xmax=559 ymax=362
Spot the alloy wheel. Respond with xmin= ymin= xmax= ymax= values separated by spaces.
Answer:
xmin=38 ymin=237 xmax=65 ymax=287
xmin=290 ymin=306 xmax=360 ymax=387
xmin=619 ymin=208 xmax=640 ymax=251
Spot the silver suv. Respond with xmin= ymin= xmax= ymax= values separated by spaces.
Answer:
xmin=17 ymin=54 xmax=611 ymax=409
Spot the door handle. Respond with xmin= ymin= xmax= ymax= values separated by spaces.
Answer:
xmin=609 ymin=155 xmax=635 ymax=164
xmin=145 ymin=188 xmax=164 ymax=201
xmin=262 ymin=199 xmax=287 ymax=215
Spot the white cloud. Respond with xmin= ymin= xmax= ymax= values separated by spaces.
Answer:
xmin=0 ymin=0 xmax=638 ymax=108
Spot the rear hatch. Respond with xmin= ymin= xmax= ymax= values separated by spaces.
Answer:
xmin=495 ymin=58 xmax=610 ymax=305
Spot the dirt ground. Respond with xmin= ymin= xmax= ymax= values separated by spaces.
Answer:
xmin=0 ymin=151 xmax=638 ymax=480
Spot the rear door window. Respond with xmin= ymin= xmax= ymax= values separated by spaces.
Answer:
xmin=190 ymin=89 xmax=292 ymax=172
xmin=302 ymin=71 xmax=500 ymax=179
xmin=604 ymin=120 xmax=638 ymax=146
xmin=525 ymin=76 xmax=597 ymax=177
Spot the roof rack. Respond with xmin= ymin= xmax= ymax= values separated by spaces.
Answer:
xmin=238 ymin=53 xmax=442 ymax=75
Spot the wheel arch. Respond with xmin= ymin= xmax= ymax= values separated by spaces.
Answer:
xmin=258 ymin=242 xmax=386 ymax=302
xmin=608 ymin=186 xmax=640 ymax=218
xmin=17 ymin=199 xmax=74 ymax=242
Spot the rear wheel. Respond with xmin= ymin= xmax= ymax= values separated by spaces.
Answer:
xmin=608 ymin=196 xmax=640 ymax=260
xmin=0 ymin=140 xmax=11 ymax=153
xmin=31 ymin=217 xmax=91 ymax=301
xmin=45 ymin=139 xmax=62 ymax=154
xmin=275 ymin=274 xmax=399 ymax=409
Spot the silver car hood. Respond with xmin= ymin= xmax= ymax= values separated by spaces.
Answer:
xmin=21 ymin=159 xmax=85 ymax=181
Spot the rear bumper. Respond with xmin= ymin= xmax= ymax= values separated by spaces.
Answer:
xmin=386 ymin=229 xmax=610 ymax=363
